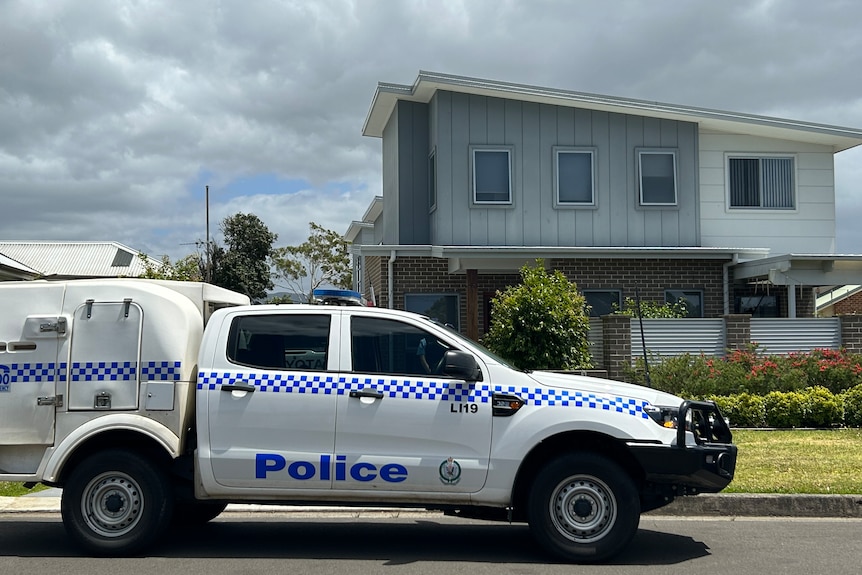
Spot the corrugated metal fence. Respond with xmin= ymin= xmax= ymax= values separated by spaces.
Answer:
xmin=587 ymin=317 xmax=842 ymax=368
xmin=630 ymin=319 xmax=726 ymax=359
xmin=749 ymin=318 xmax=841 ymax=354
xmin=627 ymin=317 xmax=841 ymax=360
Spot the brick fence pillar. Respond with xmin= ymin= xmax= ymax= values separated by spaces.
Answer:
xmin=724 ymin=314 xmax=751 ymax=353
xmin=839 ymin=315 xmax=862 ymax=354
xmin=602 ymin=315 xmax=632 ymax=382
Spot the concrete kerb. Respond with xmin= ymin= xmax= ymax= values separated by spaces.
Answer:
xmin=2 ymin=490 xmax=862 ymax=518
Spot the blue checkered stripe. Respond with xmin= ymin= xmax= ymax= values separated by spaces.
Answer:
xmin=141 ymin=361 xmax=182 ymax=381
xmin=196 ymin=372 xmax=479 ymax=400
xmin=341 ymin=377 xmax=482 ymax=402
xmin=0 ymin=363 xmax=57 ymax=382
xmin=55 ymin=361 xmax=182 ymax=382
xmin=494 ymin=385 xmax=650 ymax=418
xmin=195 ymin=372 xmax=648 ymax=418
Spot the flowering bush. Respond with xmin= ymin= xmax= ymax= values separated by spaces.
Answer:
xmin=629 ymin=346 xmax=862 ymax=397
xmin=627 ymin=347 xmax=862 ymax=427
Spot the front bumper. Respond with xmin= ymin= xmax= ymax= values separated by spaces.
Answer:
xmin=631 ymin=400 xmax=737 ymax=493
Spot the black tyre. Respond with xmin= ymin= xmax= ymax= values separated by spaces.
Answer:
xmin=172 ymin=500 xmax=228 ymax=526
xmin=61 ymin=450 xmax=173 ymax=556
xmin=527 ymin=453 xmax=640 ymax=563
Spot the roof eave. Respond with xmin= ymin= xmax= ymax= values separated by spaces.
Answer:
xmin=363 ymin=71 xmax=862 ymax=151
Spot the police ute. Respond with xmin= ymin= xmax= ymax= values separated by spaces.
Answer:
xmin=0 ymin=279 xmax=737 ymax=562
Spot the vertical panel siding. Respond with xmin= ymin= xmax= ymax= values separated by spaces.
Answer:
xmin=430 ymin=91 xmax=698 ymax=248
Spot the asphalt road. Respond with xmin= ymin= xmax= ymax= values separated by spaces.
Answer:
xmin=0 ymin=512 xmax=860 ymax=575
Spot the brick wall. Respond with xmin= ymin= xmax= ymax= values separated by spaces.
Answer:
xmin=551 ymin=258 xmax=729 ymax=317
xmin=833 ymin=292 xmax=862 ymax=315
xmin=363 ymin=255 xmax=819 ymax=341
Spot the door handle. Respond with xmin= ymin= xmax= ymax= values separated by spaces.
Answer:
xmin=349 ymin=388 xmax=384 ymax=399
xmin=221 ymin=383 xmax=256 ymax=393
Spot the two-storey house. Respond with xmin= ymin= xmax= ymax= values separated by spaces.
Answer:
xmin=347 ymin=71 xmax=862 ymax=340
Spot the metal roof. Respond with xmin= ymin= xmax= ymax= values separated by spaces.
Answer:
xmin=0 ymin=241 xmax=160 ymax=279
xmin=363 ymin=71 xmax=862 ymax=152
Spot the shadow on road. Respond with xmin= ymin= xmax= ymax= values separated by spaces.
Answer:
xmin=0 ymin=516 xmax=710 ymax=565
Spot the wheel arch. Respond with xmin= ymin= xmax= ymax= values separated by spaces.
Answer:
xmin=509 ymin=430 xmax=645 ymax=522
xmin=44 ymin=418 xmax=179 ymax=486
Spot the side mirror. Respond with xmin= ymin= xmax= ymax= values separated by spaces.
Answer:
xmin=441 ymin=350 xmax=483 ymax=381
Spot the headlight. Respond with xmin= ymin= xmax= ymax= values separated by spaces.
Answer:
xmin=644 ymin=404 xmax=679 ymax=429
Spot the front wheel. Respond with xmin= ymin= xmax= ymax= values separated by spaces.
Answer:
xmin=527 ymin=453 xmax=640 ymax=563
xmin=61 ymin=450 xmax=173 ymax=556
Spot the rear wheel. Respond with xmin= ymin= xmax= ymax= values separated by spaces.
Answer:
xmin=61 ymin=450 xmax=173 ymax=556
xmin=527 ymin=453 xmax=640 ymax=563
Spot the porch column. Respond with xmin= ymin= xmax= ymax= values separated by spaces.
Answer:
xmin=466 ymin=269 xmax=478 ymax=341
xmin=788 ymin=282 xmax=797 ymax=318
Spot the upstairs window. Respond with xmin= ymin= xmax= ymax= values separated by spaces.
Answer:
xmin=555 ymin=148 xmax=596 ymax=207
xmin=638 ymin=149 xmax=678 ymax=206
xmin=728 ymin=156 xmax=795 ymax=209
xmin=471 ymin=147 xmax=512 ymax=204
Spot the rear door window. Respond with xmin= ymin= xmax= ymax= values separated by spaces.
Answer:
xmin=227 ymin=314 xmax=331 ymax=371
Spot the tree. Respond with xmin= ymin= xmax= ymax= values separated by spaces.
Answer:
xmin=209 ymin=213 xmax=277 ymax=300
xmin=273 ymin=221 xmax=351 ymax=303
xmin=482 ymin=260 xmax=592 ymax=371
xmin=137 ymin=253 xmax=204 ymax=281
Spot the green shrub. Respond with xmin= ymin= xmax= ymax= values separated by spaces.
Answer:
xmin=800 ymin=386 xmax=843 ymax=428
xmin=482 ymin=260 xmax=591 ymax=371
xmin=842 ymin=385 xmax=862 ymax=427
xmin=709 ymin=393 xmax=766 ymax=428
xmin=764 ymin=391 xmax=806 ymax=428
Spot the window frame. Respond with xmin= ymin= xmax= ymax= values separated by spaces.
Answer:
xmin=470 ymin=146 xmax=513 ymax=206
xmin=554 ymin=146 xmax=597 ymax=208
xmin=637 ymin=148 xmax=678 ymax=207
xmin=726 ymin=153 xmax=797 ymax=211
xmin=664 ymin=289 xmax=704 ymax=318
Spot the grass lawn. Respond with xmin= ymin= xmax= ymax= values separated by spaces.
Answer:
xmin=1 ymin=429 xmax=860 ymax=496
xmin=725 ymin=428 xmax=862 ymax=494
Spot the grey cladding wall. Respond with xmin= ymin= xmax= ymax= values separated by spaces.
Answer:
xmin=384 ymin=101 xmax=431 ymax=245
xmin=420 ymin=90 xmax=700 ymax=247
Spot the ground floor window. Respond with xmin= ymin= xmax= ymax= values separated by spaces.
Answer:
xmin=583 ymin=289 xmax=622 ymax=317
xmin=736 ymin=294 xmax=780 ymax=317
xmin=665 ymin=289 xmax=703 ymax=318
xmin=405 ymin=293 xmax=460 ymax=330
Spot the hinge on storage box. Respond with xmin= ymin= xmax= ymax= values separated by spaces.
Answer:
xmin=39 ymin=317 xmax=67 ymax=335
xmin=37 ymin=395 xmax=63 ymax=407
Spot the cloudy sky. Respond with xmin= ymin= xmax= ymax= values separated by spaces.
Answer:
xmin=2 ymin=0 xmax=862 ymax=263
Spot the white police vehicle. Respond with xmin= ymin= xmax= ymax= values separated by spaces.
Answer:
xmin=0 ymin=279 xmax=736 ymax=562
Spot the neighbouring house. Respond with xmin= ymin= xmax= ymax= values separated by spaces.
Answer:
xmin=0 ymin=241 xmax=161 ymax=280
xmin=816 ymin=285 xmax=862 ymax=316
xmin=347 ymin=71 xmax=862 ymax=340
